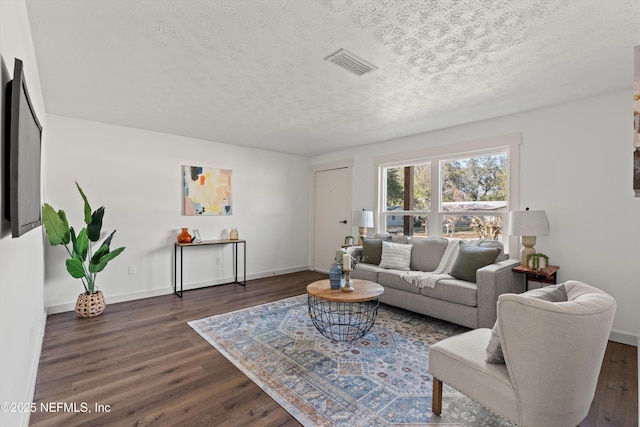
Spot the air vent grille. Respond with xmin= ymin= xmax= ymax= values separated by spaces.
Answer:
xmin=324 ymin=49 xmax=378 ymax=76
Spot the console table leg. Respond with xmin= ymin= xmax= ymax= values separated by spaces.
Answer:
xmin=234 ymin=242 xmax=238 ymax=284
xmin=174 ymin=245 xmax=184 ymax=298
xmin=179 ymin=246 xmax=183 ymax=297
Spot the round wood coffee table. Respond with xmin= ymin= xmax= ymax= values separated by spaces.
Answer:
xmin=306 ymin=279 xmax=384 ymax=341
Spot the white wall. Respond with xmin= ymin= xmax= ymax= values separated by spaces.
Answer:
xmin=312 ymin=89 xmax=640 ymax=344
xmin=0 ymin=1 xmax=47 ymax=426
xmin=43 ymin=115 xmax=311 ymax=311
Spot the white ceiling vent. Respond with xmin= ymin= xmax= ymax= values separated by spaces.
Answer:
xmin=324 ymin=49 xmax=378 ymax=76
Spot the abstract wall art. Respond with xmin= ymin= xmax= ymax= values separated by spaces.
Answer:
xmin=183 ymin=165 xmax=232 ymax=215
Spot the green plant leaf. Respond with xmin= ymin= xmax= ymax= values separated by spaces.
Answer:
xmin=73 ymin=228 xmax=89 ymax=261
xmin=89 ymin=230 xmax=121 ymax=272
xmin=90 ymin=230 xmax=115 ymax=260
xmin=101 ymin=230 xmax=116 ymax=248
xmin=70 ymin=227 xmax=78 ymax=253
xmin=90 ymin=244 xmax=109 ymax=265
xmin=90 ymin=246 xmax=125 ymax=273
xmin=65 ymin=258 xmax=86 ymax=279
xmin=87 ymin=207 xmax=105 ymax=242
xmin=76 ymin=182 xmax=92 ymax=225
xmin=41 ymin=204 xmax=70 ymax=246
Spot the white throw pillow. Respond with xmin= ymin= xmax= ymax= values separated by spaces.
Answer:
xmin=378 ymin=241 xmax=413 ymax=271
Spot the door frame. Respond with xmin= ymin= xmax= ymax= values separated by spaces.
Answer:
xmin=310 ymin=159 xmax=353 ymax=272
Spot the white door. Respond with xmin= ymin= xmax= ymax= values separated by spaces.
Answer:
xmin=313 ymin=167 xmax=350 ymax=272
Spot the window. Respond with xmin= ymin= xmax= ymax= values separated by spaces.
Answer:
xmin=384 ymin=164 xmax=430 ymax=236
xmin=441 ymin=153 xmax=507 ymax=240
xmin=377 ymin=134 xmax=519 ymax=246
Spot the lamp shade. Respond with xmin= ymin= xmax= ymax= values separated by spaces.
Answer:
xmin=508 ymin=210 xmax=549 ymax=236
xmin=354 ymin=210 xmax=374 ymax=228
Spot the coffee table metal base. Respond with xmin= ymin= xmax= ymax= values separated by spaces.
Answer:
xmin=307 ymin=294 xmax=379 ymax=341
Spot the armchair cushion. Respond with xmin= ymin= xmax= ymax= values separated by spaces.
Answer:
xmin=450 ymin=243 xmax=499 ymax=283
xmin=486 ymin=284 xmax=568 ymax=363
xmin=430 ymin=328 xmax=519 ymax=421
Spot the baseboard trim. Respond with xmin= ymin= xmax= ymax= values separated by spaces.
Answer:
xmin=609 ymin=329 xmax=638 ymax=347
xmin=47 ymin=287 xmax=171 ymax=315
xmin=47 ymin=266 xmax=312 ymax=314
xmin=250 ymin=265 xmax=311 ymax=280
xmin=177 ymin=266 xmax=312 ymax=292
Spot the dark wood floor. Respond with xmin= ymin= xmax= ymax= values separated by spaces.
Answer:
xmin=31 ymin=271 xmax=637 ymax=426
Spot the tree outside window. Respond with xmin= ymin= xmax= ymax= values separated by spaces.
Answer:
xmin=441 ymin=153 xmax=507 ymax=240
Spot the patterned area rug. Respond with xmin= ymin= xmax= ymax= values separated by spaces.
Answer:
xmin=188 ymin=295 xmax=514 ymax=426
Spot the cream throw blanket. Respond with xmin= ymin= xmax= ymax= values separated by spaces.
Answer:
xmin=400 ymin=239 xmax=477 ymax=289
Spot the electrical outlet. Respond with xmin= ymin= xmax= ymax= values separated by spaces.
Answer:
xmin=128 ymin=265 xmax=137 ymax=275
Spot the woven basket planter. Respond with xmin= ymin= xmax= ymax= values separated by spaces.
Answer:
xmin=75 ymin=291 xmax=106 ymax=318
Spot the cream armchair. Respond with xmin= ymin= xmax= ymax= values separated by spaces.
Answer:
xmin=429 ymin=281 xmax=616 ymax=426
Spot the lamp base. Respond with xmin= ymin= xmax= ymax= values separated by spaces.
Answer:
xmin=358 ymin=227 xmax=367 ymax=245
xmin=520 ymin=235 xmax=537 ymax=267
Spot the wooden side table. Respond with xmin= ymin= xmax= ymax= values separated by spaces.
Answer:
xmin=512 ymin=264 xmax=560 ymax=291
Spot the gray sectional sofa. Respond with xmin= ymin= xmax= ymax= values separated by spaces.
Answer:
xmin=348 ymin=234 xmax=523 ymax=329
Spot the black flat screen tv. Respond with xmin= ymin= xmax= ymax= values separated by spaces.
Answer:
xmin=4 ymin=58 xmax=43 ymax=238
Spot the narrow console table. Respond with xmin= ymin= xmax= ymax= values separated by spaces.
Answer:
xmin=174 ymin=239 xmax=246 ymax=297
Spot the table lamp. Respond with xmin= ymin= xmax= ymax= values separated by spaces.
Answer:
xmin=508 ymin=208 xmax=549 ymax=267
xmin=354 ymin=209 xmax=374 ymax=245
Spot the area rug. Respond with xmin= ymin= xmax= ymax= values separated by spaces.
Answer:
xmin=188 ymin=295 xmax=514 ymax=426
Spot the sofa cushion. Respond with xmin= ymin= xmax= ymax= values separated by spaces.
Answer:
xmin=477 ymin=239 xmax=508 ymax=262
xmin=450 ymin=243 xmax=500 ymax=283
xmin=419 ymin=278 xmax=478 ymax=307
xmin=379 ymin=241 xmax=413 ymax=270
xmin=361 ymin=236 xmax=391 ymax=265
xmin=350 ymin=263 xmax=383 ymax=282
xmin=374 ymin=233 xmax=409 ymax=244
xmin=377 ymin=269 xmax=424 ymax=293
xmin=408 ymin=237 xmax=448 ymax=272
xmin=486 ymin=284 xmax=568 ymax=364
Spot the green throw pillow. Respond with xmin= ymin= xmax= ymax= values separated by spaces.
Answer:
xmin=361 ymin=236 xmax=391 ymax=265
xmin=450 ymin=244 xmax=500 ymax=283
xmin=486 ymin=284 xmax=568 ymax=364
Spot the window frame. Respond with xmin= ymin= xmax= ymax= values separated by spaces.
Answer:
xmin=375 ymin=133 xmax=521 ymax=254
xmin=380 ymin=161 xmax=432 ymax=236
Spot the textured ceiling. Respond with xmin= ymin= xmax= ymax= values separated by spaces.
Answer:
xmin=25 ymin=0 xmax=640 ymax=156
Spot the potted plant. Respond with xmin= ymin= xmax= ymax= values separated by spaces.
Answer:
xmin=42 ymin=182 xmax=125 ymax=318
xmin=526 ymin=252 xmax=550 ymax=270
